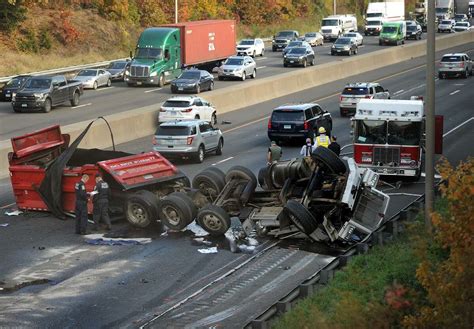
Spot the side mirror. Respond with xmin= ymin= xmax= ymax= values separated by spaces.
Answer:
xmin=53 ymin=84 xmax=59 ymax=90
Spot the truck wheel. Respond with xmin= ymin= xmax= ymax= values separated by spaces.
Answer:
xmin=43 ymin=98 xmax=52 ymax=113
xmin=192 ymin=169 xmax=226 ymax=199
xmin=225 ymin=165 xmax=257 ymax=185
xmin=216 ymin=138 xmax=223 ymax=155
xmin=311 ymin=146 xmax=347 ymax=175
xmin=125 ymin=191 xmax=159 ymax=228
xmin=283 ymin=200 xmax=320 ymax=235
xmin=158 ymin=73 xmax=165 ymax=87
xmin=197 ymin=205 xmax=230 ymax=236
xmin=194 ymin=145 xmax=205 ymax=163
xmin=93 ymin=81 xmax=98 ymax=90
xmin=70 ymin=91 xmax=80 ymax=107
xmin=159 ymin=193 xmax=195 ymax=230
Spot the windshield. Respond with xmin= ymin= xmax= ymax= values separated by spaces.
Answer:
xmin=322 ymin=19 xmax=339 ymax=26
xmin=225 ymin=58 xmax=243 ymax=66
xmin=344 ymin=33 xmax=357 ymax=37
xmin=335 ymin=38 xmax=351 ymax=45
xmin=382 ymin=26 xmax=398 ymax=33
xmin=6 ymin=77 xmax=28 ymax=87
xmin=367 ymin=13 xmax=383 ymax=18
xmin=436 ymin=8 xmax=448 ymax=13
xmin=24 ymin=78 xmax=52 ymax=89
xmin=407 ymin=25 xmax=417 ymax=31
xmin=387 ymin=122 xmax=421 ymax=145
xmin=239 ymin=40 xmax=254 ymax=45
xmin=356 ymin=120 xmax=387 ymax=144
xmin=440 ymin=20 xmax=452 ymax=24
xmin=135 ymin=47 xmax=162 ymax=59
xmin=288 ymin=41 xmax=302 ymax=47
xmin=342 ymin=87 xmax=368 ymax=95
xmin=456 ymin=22 xmax=468 ymax=26
xmin=77 ymin=70 xmax=97 ymax=76
xmin=288 ymin=47 xmax=306 ymax=54
xmin=155 ymin=126 xmax=195 ymax=136
xmin=455 ymin=14 xmax=464 ymax=18
xmin=276 ymin=31 xmax=294 ymax=37
xmin=179 ymin=71 xmax=200 ymax=80
xmin=441 ymin=56 xmax=462 ymax=62
xmin=367 ymin=20 xmax=382 ymax=26
xmin=305 ymin=33 xmax=316 ymax=37
xmin=162 ymin=100 xmax=192 ymax=108
xmin=272 ymin=110 xmax=304 ymax=121
xmin=108 ymin=62 xmax=127 ymax=69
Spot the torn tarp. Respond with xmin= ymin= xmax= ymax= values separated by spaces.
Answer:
xmin=84 ymin=234 xmax=152 ymax=246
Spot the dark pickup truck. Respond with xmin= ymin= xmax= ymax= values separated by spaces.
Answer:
xmin=12 ymin=75 xmax=83 ymax=113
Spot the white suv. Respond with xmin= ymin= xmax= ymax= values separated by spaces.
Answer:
xmin=339 ymin=82 xmax=390 ymax=116
xmin=438 ymin=53 xmax=473 ymax=79
xmin=159 ymin=96 xmax=217 ymax=124
xmin=236 ymin=39 xmax=265 ymax=57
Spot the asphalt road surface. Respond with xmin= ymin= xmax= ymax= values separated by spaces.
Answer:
xmin=0 ymin=34 xmax=431 ymax=140
xmin=0 ymin=42 xmax=473 ymax=328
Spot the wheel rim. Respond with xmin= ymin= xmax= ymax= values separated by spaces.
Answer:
xmin=107 ymin=79 xmax=111 ymax=87
xmin=162 ymin=205 xmax=182 ymax=226
xmin=198 ymin=181 xmax=219 ymax=198
xmin=202 ymin=213 xmax=224 ymax=231
xmin=93 ymin=82 xmax=97 ymax=89
xmin=253 ymin=70 xmax=256 ymax=78
xmin=45 ymin=100 xmax=51 ymax=111
xmin=210 ymin=82 xmax=214 ymax=90
xmin=127 ymin=203 xmax=150 ymax=226
xmin=74 ymin=93 xmax=79 ymax=104
xmin=199 ymin=147 xmax=204 ymax=162
xmin=197 ymin=86 xmax=200 ymax=93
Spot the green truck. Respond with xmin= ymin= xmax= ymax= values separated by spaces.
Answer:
xmin=125 ymin=20 xmax=236 ymax=87
xmin=379 ymin=21 xmax=407 ymax=46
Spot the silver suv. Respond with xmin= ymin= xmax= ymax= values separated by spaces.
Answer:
xmin=339 ymin=82 xmax=390 ymax=116
xmin=438 ymin=53 xmax=473 ymax=79
xmin=152 ymin=120 xmax=224 ymax=163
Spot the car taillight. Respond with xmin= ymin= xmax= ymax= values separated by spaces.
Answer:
xmin=160 ymin=107 xmax=166 ymax=112
xmin=181 ymin=108 xmax=193 ymax=113
xmin=304 ymin=121 xmax=309 ymax=130
xmin=187 ymin=137 xmax=194 ymax=145
xmin=268 ymin=118 xmax=272 ymax=129
xmin=152 ymin=137 xmax=158 ymax=145
xmin=340 ymin=95 xmax=344 ymax=102
xmin=459 ymin=62 xmax=465 ymax=68
xmin=364 ymin=95 xmax=373 ymax=99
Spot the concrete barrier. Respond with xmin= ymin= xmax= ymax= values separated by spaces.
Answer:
xmin=1 ymin=31 xmax=472 ymax=179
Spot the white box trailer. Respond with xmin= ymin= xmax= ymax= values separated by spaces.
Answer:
xmin=365 ymin=1 xmax=405 ymax=35
xmin=321 ymin=15 xmax=358 ymax=40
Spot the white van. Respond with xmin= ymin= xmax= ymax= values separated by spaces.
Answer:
xmin=321 ymin=15 xmax=358 ymax=40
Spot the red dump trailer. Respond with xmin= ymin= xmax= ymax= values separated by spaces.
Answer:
xmin=8 ymin=124 xmax=190 ymax=229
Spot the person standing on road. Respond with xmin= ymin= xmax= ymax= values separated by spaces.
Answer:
xmin=93 ymin=173 xmax=111 ymax=231
xmin=315 ymin=127 xmax=331 ymax=148
xmin=267 ymin=141 xmax=282 ymax=165
xmin=75 ymin=174 xmax=89 ymax=235
xmin=328 ymin=135 xmax=341 ymax=156
xmin=300 ymin=138 xmax=315 ymax=157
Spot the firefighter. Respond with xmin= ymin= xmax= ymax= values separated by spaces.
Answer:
xmin=300 ymin=138 xmax=315 ymax=157
xmin=267 ymin=141 xmax=282 ymax=165
xmin=75 ymin=174 xmax=89 ymax=235
xmin=315 ymin=127 xmax=331 ymax=148
xmin=93 ymin=173 xmax=111 ymax=231
xmin=328 ymin=135 xmax=341 ymax=156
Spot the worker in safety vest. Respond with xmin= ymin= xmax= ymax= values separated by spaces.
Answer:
xmin=315 ymin=127 xmax=331 ymax=148
xmin=267 ymin=141 xmax=282 ymax=165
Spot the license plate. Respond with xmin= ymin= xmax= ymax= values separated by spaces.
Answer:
xmin=284 ymin=125 xmax=291 ymax=129
xmin=178 ymin=87 xmax=183 ymax=91
xmin=5 ymin=94 xmax=10 ymax=98
xmin=337 ymin=50 xmax=341 ymax=52
xmin=21 ymin=104 xmax=27 ymax=108
xmin=136 ymin=81 xmax=142 ymax=85
xmin=290 ymin=61 xmax=294 ymax=63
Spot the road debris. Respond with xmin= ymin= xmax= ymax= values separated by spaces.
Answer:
xmin=198 ymin=246 xmax=218 ymax=254
xmin=84 ymin=234 xmax=152 ymax=246
xmin=4 ymin=210 xmax=22 ymax=216
xmin=0 ymin=223 xmax=9 ymax=227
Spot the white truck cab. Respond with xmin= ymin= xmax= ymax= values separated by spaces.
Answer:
xmin=321 ymin=15 xmax=357 ymax=40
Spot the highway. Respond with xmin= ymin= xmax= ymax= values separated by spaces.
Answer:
xmin=0 ymin=42 xmax=473 ymax=328
xmin=0 ymin=34 xmax=430 ymax=140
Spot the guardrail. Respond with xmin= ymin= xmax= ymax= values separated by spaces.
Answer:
xmin=0 ymin=37 xmax=274 ymax=84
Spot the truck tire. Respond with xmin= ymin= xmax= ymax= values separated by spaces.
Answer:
xmin=70 ymin=91 xmax=80 ymax=107
xmin=192 ymin=169 xmax=226 ymax=199
xmin=43 ymin=98 xmax=52 ymax=113
xmin=159 ymin=193 xmax=195 ymax=230
xmin=311 ymin=146 xmax=347 ymax=175
xmin=158 ymin=73 xmax=165 ymax=87
xmin=125 ymin=190 xmax=159 ymax=228
xmin=225 ymin=165 xmax=257 ymax=185
xmin=258 ymin=167 xmax=267 ymax=188
xmin=197 ymin=204 xmax=231 ymax=236
xmin=283 ymin=200 xmax=319 ymax=235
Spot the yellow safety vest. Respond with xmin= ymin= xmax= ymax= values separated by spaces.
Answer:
xmin=316 ymin=135 xmax=330 ymax=148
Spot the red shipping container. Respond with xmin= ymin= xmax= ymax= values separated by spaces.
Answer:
xmin=161 ymin=20 xmax=236 ymax=66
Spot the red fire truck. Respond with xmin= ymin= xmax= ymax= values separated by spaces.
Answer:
xmin=352 ymin=99 xmax=425 ymax=179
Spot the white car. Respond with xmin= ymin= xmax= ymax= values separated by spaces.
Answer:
xmin=453 ymin=21 xmax=471 ymax=32
xmin=73 ymin=69 xmax=111 ymax=89
xmin=438 ymin=19 xmax=455 ymax=33
xmin=159 ymin=96 xmax=217 ymax=124
xmin=217 ymin=56 xmax=257 ymax=81
xmin=343 ymin=32 xmax=364 ymax=46
xmin=236 ymin=39 xmax=265 ymax=57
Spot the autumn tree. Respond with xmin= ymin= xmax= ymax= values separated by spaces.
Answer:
xmin=0 ymin=0 xmax=27 ymax=31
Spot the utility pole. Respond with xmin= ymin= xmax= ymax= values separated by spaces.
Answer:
xmin=425 ymin=0 xmax=435 ymax=232
xmin=175 ymin=0 xmax=178 ymax=24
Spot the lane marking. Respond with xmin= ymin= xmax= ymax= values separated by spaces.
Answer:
xmin=255 ymin=57 xmax=267 ymax=61
xmin=96 ymin=87 xmax=114 ymax=92
xmin=0 ymin=202 xmax=15 ymax=209
xmin=454 ymin=83 xmax=465 ymax=86
xmin=443 ymin=117 xmax=474 ymax=137
xmin=212 ymin=156 xmax=234 ymax=165
xmin=72 ymin=103 xmax=92 ymax=109
xmin=449 ymin=90 xmax=460 ymax=95
xmin=258 ymin=66 xmax=267 ymax=69
xmin=393 ymin=89 xmax=404 ymax=95
xmin=144 ymin=88 xmax=162 ymax=93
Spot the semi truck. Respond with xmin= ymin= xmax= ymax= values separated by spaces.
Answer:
xmin=364 ymin=1 xmax=405 ymax=35
xmin=414 ymin=0 xmax=428 ymax=31
xmin=436 ymin=0 xmax=454 ymax=20
xmin=125 ymin=20 xmax=236 ymax=87
xmin=320 ymin=15 xmax=357 ymax=41
xmin=469 ymin=1 xmax=474 ymax=17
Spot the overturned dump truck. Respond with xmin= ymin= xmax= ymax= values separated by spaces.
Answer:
xmin=182 ymin=147 xmax=390 ymax=245
xmin=8 ymin=122 xmax=190 ymax=227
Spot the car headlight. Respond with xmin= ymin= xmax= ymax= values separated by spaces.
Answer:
xmin=12 ymin=93 xmax=16 ymax=101
xmin=344 ymin=46 xmax=350 ymax=50
xmin=150 ymin=71 xmax=157 ymax=77
xmin=125 ymin=70 xmax=129 ymax=75
xmin=34 ymin=93 xmax=45 ymax=100
xmin=332 ymin=45 xmax=335 ymax=48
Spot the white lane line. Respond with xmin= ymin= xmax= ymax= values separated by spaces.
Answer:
xmin=72 ymin=103 xmax=92 ymax=109
xmin=258 ymin=66 xmax=267 ymax=69
xmin=454 ymin=83 xmax=465 ymax=86
xmin=449 ymin=90 xmax=460 ymax=95
xmin=255 ymin=57 xmax=267 ymax=61
xmin=144 ymin=88 xmax=162 ymax=93
xmin=443 ymin=117 xmax=474 ymax=137
xmin=0 ymin=202 xmax=16 ymax=209
xmin=212 ymin=156 xmax=234 ymax=166
xmin=96 ymin=87 xmax=114 ymax=92
xmin=393 ymin=89 xmax=404 ymax=95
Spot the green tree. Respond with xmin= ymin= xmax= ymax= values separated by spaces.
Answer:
xmin=0 ymin=0 xmax=27 ymax=31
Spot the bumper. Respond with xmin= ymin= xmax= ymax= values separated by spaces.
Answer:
xmin=268 ymin=131 xmax=312 ymax=140
xmin=380 ymin=38 xmax=398 ymax=44
xmin=438 ymin=28 xmax=452 ymax=32
xmin=331 ymin=49 xmax=350 ymax=55
xmin=158 ymin=114 xmax=193 ymax=123
xmin=81 ymin=81 xmax=96 ymax=89
xmin=125 ymin=76 xmax=159 ymax=86
xmin=272 ymin=43 xmax=288 ymax=50
xmin=218 ymin=72 xmax=243 ymax=79
xmin=357 ymin=165 xmax=420 ymax=177
xmin=439 ymin=69 xmax=465 ymax=77
xmin=110 ymin=74 xmax=124 ymax=81
xmin=153 ymin=146 xmax=196 ymax=155
xmin=284 ymin=58 xmax=305 ymax=66
xmin=12 ymin=100 xmax=45 ymax=111
xmin=237 ymin=50 xmax=253 ymax=56
xmin=171 ymin=85 xmax=197 ymax=93
xmin=406 ymin=33 xmax=419 ymax=39
xmin=339 ymin=106 xmax=356 ymax=115
xmin=322 ymin=34 xmax=338 ymax=40
xmin=365 ymin=29 xmax=380 ymax=35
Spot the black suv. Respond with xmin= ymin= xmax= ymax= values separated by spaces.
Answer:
xmin=267 ymin=103 xmax=332 ymax=144
xmin=272 ymin=30 xmax=299 ymax=52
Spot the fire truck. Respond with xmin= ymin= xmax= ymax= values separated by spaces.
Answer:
xmin=352 ymin=99 xmax=424 ymax=179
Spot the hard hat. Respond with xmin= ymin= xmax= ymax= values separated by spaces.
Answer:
xmin=318 ymin=127 xmax=326 ymax=134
